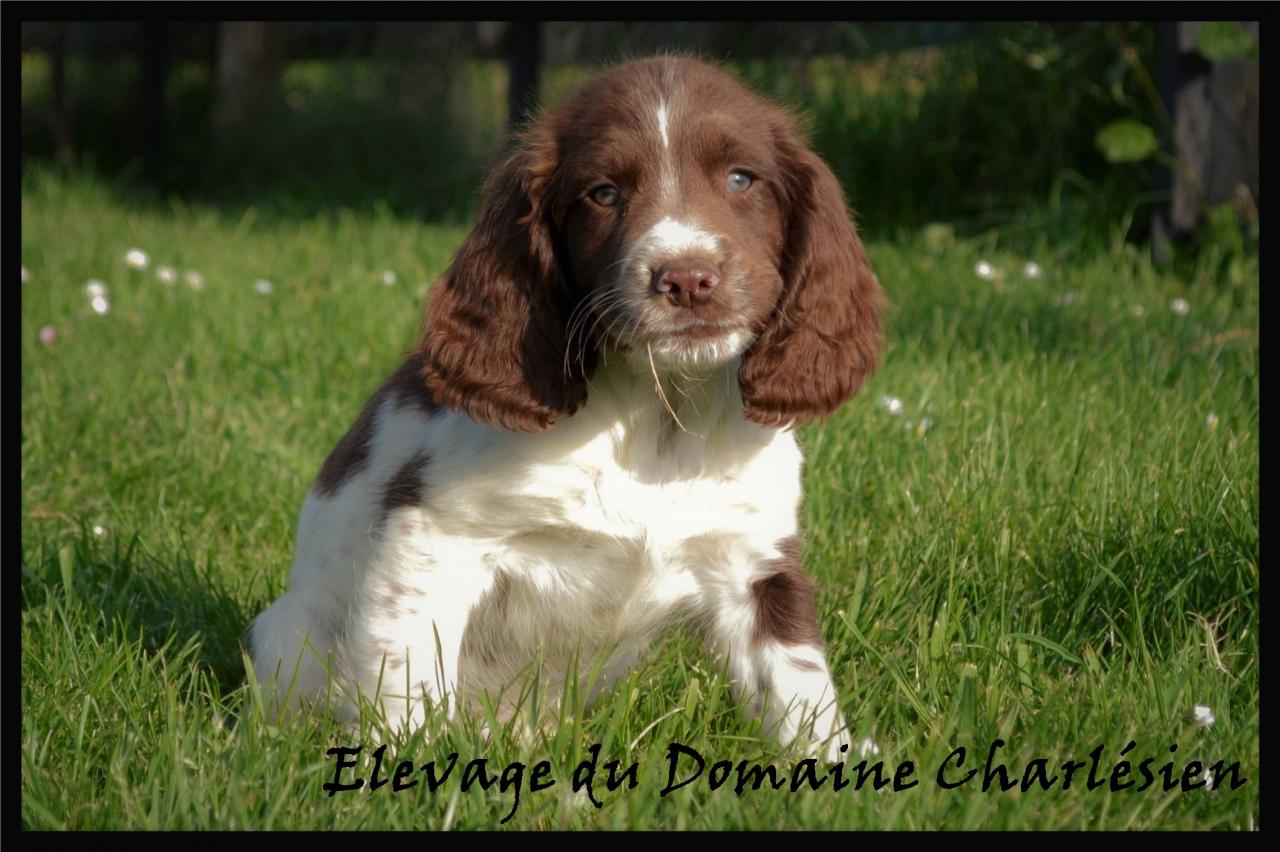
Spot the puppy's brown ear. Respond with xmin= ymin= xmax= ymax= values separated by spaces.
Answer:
xmin=418 ymin=125 xmax=592 ymax=432
xmin=739 ymin=133 xmax=884 ymax=427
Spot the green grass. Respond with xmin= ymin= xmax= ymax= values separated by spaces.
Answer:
xmin=21 ymin=169 xmax=1258 ymax=829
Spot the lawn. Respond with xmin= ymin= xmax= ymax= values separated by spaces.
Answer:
xmin=20 ymin=168 xmax=1258 ymax=829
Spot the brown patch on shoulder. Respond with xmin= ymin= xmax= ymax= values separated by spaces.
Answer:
xmin=385 ymin=353 xmax=439 ymax=413
xmin=380 ymin=451 xmax=431 ymax=519
xmin=312 ymin=355 xmax=439 ymax=497
xmin=314 ymin=389 xmax=384 ymax=496
xmin=750 ymin=536 xmax=823 ymax=648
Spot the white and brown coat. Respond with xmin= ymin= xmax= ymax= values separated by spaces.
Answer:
xmin=250 ymin=56 xmax=884 ymax=760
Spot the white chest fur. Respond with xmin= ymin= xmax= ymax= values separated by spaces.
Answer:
xmin=395 ymin=365 xmax=802 ymax=683
xmin=252 ymin=358 xmax=814 ymax=734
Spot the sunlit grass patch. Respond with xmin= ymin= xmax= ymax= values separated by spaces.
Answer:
xmin=20 ymin=170 xmax=1257 ymax=828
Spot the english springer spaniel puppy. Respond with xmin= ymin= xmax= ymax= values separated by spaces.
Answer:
xmin=250 ymin=56 xmax=884 ymax=760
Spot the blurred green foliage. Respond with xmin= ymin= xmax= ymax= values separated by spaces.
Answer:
xmin=1195 ymin=22 xmax=1258 ymax=63
xmin=21 ymin=54 xmax=508 ymax=223
xmin=19 ymin=22 xmax=1227 ymax=252
xmin=737 ymin=23 xmax=1163 ymax=243
xmin=1095 ymin=120 xmax=1159 ymax=164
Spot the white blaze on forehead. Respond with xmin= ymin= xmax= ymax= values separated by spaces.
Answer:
xmin=655 ymin=99 xmax=677 ymax=199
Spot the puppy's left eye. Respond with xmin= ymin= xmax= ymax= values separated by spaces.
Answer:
xmin=726 ymin=171 xmax=753 ymax=193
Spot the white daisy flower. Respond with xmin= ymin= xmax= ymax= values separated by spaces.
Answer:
xmin=124 ymin=248 xmax=150 ymax=270
xmin=1171 ymin=298 xmax=1190 ymax=316
xmin=973 ymin=260 xmax=997 ymax=281
xmin=560 ymin=787 xmax=595 ymax=812
xmin=1205 ymin=413 xmax=1220 ymax=430
xmin=155 ymin=266 xmax=178 ymax=286
xmin=92 ymin=524 xmax=108 ymax=538
xmin=880 ymin=395 xmax=904 ymax=415
xmin=382 ymin=270 xmax=397 ymax=286
xmin=254 ymin=279 xmax=274 ymax=295
xmin=21 ymin=266 xmax=30 ymax=283
xmin=90 ymin=295 xmax=111 ymax=315
xmin=39 ymin=325 xmax=57 ymax=345
xmin=1023 ymin=261 xmax=1043 ymax=279
xmin=184 ymin=270 xmax=205 ymax=291
xmin=1190 ymin=704 xmax=1216 ymax=727
xmin=1130 ymin=304 xmax=1145 ymax=317
xmin=84 ymin=279 xmax=107 ymax=299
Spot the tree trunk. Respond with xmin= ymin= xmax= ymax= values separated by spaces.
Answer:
xmin=213 ymin=22 xmax=283 ymax=143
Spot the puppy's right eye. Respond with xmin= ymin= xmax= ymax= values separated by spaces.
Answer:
xmin=590 ymin=185 xmax=622 ymax=207
xmin=726 ymin=170 xmax=753 ymax=193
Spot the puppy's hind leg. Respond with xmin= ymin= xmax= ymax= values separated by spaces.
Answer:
xmin=248 ymin=590 xmax=346 ymax=723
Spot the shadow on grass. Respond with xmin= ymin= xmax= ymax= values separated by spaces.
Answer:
xmin=23 ymin=523 xmax=254 ymax=695
xmin=1011 ymin=502 xmax=1257 ymax=672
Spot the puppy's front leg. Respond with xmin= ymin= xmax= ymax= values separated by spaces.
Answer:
xmin=705 ymin=538 xmax=851 ymax=761
xmin=345 ymin=559 xmax=496 ymax=735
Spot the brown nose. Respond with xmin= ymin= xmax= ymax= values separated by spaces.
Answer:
xmin=652 ymin=260 xmax=721 ymax=308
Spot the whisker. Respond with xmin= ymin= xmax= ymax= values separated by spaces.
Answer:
xmin=592 ymin=302 xmax=635 ymax=370
xmin=603 ymin=313 xmax=649 ymax=373
xmin=563 ymin=289 xmax=630 ymax=378
xmin=575 ymin=292 xmax=631 ymax=371
xmin=579 ymin=294 xmax=633 ymax=372
xmin=562 ymin=291 xmax=603 ymax=378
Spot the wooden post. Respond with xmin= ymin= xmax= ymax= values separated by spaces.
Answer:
xmin=506 ymin=21 xmax=542 ymax=132
xmin=48 ymin=22 xmax=74 ymax=164
xmin=1155 ymin=21 xmax=1259 ymax=254
xmin=141 ymin=21 xmax=167 ymax=188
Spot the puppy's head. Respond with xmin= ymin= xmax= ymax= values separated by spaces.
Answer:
xmin=419 ymin=56 xmax=884 ymax=432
